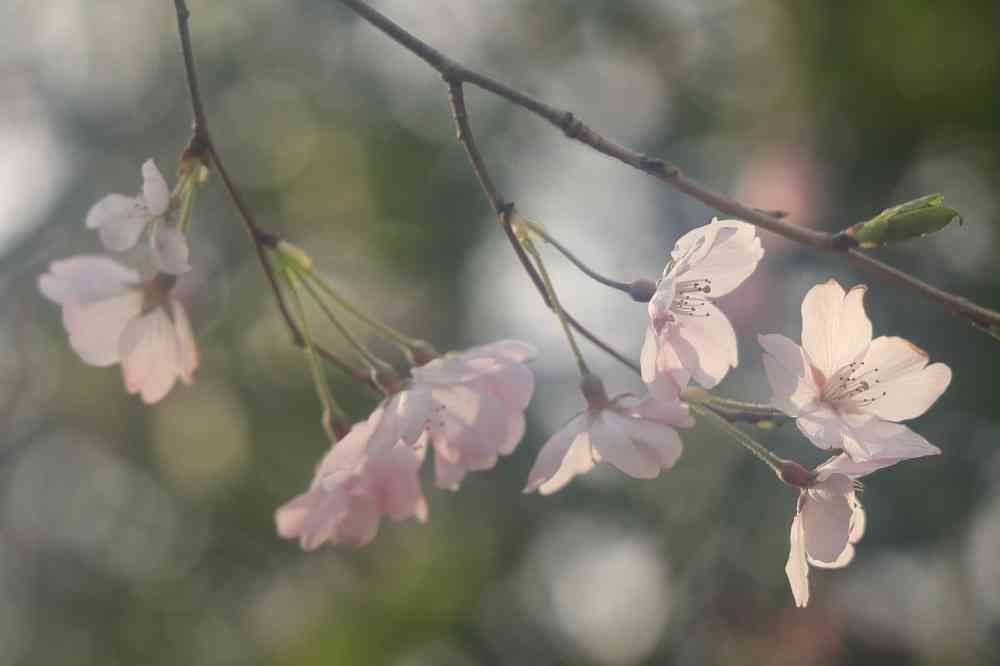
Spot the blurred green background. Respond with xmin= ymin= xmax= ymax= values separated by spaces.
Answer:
xmin=2 ymin=1 xmax=999 ymax=664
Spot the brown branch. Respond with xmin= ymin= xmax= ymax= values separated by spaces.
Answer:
xmin=335 ymin=0 xmax=1000 ymax=331
xmin=448 ymin=80 xmax=641 ymax=374
xmin=172 ymin=0 xmax=374 ymax=393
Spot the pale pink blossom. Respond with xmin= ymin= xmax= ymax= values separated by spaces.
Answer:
xmin=38 ymin=255 xmax=198 ymax=403
xmin=524 ymin=379 xmax=693 ymax=495
xmin=784 ymin=445 xmax=937 ymax=607
xmin=642 ymin=219 xmax=764 ymax=401
xmin=85 ymin=159 xmax=190 ymax=274
xmin=760 ymin=279 xmax=951 ymax=461
xmin=365 ymin=341 xmax=536 ymax=490
xmin=275 ymin=418 xmax=428 ymax=549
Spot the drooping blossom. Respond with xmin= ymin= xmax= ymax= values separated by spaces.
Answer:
xmin=784 ymin=441 xmax=938 ymax=607
xmin=38 ymin=255 xmax=198 ymax=403
xmin=365 ymin=341 xmax=536 ymax=490
xmin=642 ymin=219 xmax=764 ymax=401
xmin=275 ymin=419 xmax=428 ymax=549
xmin=524 ymin=376 xmax=693 ymax=495
xmin=85 ymin=159 xmax=190 ymax=274
xmin=760 ymin=279 xmax=951 ymax=461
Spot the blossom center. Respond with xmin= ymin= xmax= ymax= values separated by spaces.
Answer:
xmin=818 ymin=359 xmax=886 ymax=410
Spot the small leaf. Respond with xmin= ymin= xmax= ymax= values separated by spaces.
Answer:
xmin=844 ymin=193 xmax=961 ymax=248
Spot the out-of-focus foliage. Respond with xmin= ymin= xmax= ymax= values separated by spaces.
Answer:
xmin=1 ymin=1 xmax=999 ymax=664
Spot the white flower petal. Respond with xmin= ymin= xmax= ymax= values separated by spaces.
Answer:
xmin=38 ymin=255 xmax=139 ymax=305
xmin=671 ymin=219 xmax=763 ymax=296
xmin=672 ymin=301 xmax=738 ymax=388
xmin=152 ymin=225 xmax=192 ymax=275
xmin=801 ymin=280 xmax=873 ymax=379
xmin=801 ymin=488 xmax=853 ymax=564
xmin=141 ymin=159 xmax=171 ymax=216
xmin=524 ymin=414 xmax=588 ymax=494
xmin=87 ymin=194 xmax=149 ymax=252
xmin=61 ymin=290 xmax=143 ymax=366
xmin=592 ymin=412 xmax=673 ymax=479
xmin=844 ymin=419 xmax=942 ymax=464
xmin=759 ymin=333 xmax=820 ymax=416
xmin=785 ymin=512 xmax=810 ymax=608
xmin=120 ymin=308 xmax=181 ymax=404
xmin=171 ymin=299 xmax=198 ymax=383
xmin=795 ymin=404 xmax=848 ymax=451
xmin=859 ymin=336 xmax=950 ymax=421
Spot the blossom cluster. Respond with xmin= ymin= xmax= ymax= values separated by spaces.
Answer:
xmin=40 ymin=160 xmax=199 ymax=403
xmin=40 ymin=185 xmax=951 ymax=607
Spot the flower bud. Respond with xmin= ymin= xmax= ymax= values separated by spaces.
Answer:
xmin=276 ymin=240 xmax=314 ymax=272
xmin=841 ymin=194 xmax=961 ymax=248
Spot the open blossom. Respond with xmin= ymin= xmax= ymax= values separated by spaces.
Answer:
xmin=524 ymin=377 xmax=693 ymax=495
xmin=85 ymin=159 xmax=190 ymax=274
xmin=275 ymin=420 xmax=428 ymax=550
xmin=366 ymin=341 xmax=536 ymax=490
xmin=784 ymin=442 xmax=938 ymax=607
xmin=760 ymin=280 xmax=951 ymax=461
xmin=38 ymin=255 xmax=198 ymax=404
xmin=642 ymin=219 xmax=763 ymax=401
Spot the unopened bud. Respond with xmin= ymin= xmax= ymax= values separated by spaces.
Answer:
xmin=777 ymin=459 xmax=818 ymax=489
xmin=276 ymin=240 xmax=313 ymax=272
xmin=628 ymin=278 xmax=657 ymax=303
xmin=841 ymin=194 xmax=961 ymax=249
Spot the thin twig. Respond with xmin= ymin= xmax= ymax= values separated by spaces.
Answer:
xmin=520 ymin=218 xmax=633 ymax=294
xmin=172 ymin=0 xmax=374 ymax=389
xmin=447 ymin=80 xmax=640 ymax=373
xmin=335 ymin=0 xmax=1000 ymax=331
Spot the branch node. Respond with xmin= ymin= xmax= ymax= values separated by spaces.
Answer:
xmin=561 ymin=112 xmax=583 ymax=139
xmin=831 ymin=231 xmax=859 ymax=252
xmin=639 ymin=155 xmax=667 ymax=175
xmin=441 ymin=61 xmax=464 ymax=84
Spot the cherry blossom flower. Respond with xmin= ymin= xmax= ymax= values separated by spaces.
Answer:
xmin=642 ymin=219 xmax=764 ymax=401
xmin=784 ymin=442 xmax=937 ymax=607
xmin=275 ymin=419 xmax=428 ymax=549
xmin=365 ymin=341 xmax=536 ymax=490
xmin=85 ymin=159 xmax=190 ymax=274
xmin=38 ymin=255 xmax=198 ymax=403
xmin=524 ymin=376 xmax=693 ymax=495
xmin=760 ymin=279 xmax=951 ymax=461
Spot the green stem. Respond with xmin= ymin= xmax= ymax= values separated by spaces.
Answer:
xmin=283 ymin=267 xmax=348 ymax=441
xmin=689 ymin=402 xmax=785 ymax=476
xmin=292 ymin=266 xmax=395 ymax=377
xmin=681 ymin=388 xmax=788 ymax=425
xmin=299 ymin=267 xmax=426 ymax=354
xmin=520 ymin=218 xmax=633 ymax=294
xmin=521 ymin=235 xmax=590 ymax=376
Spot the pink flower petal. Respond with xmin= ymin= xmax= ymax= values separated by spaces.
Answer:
xmin=795 ymin=404 xmax=850 ymax=451
xmin=152 ymin=225 xmax=192 ymax=275
xmin=524 ymin=414 xmax=589 ymax=494
xmin=38 ymin=255 xmax=140 ymax=306
xmin=141 ymin=159 xmax=170 ymax=217
xmin=86 ymin=194 xmax=149 ymax=251
xmin=671 ymin=219 xmax=763 ymax=297
xmin=801 ymin=280 xmax=871 ymax=379
xmin=801 ymin=486 xmax=853 ymax=564
xmin=859 ymin=336 xmax=951 ymax=421
xmin=785 ymin=513 xmax=810 ymax=607
xmin=672 ymin=301 xmax=738 ymax=389
xmin=591 ymin=411 xmax=681 ymax=479
xmin=61 ymin=290 xmax=143 ymax=366
xmin=171 ymin=299 xmax=198 ymax=384
xmin=759 ymin=333 xmax=820 ymax=416
xmin=120 ymin=308 xmax=180 ymax=404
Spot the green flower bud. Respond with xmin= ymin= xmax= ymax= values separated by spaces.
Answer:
xmin=843 ymin=194 xmax=961 ymax=248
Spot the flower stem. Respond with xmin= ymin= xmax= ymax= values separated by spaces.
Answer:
xmin=520 ymin=232 xmax=590 ymax=376
xmin=681 ymin=388 xmax=789 ymax=427
xmin=283 ymin=267 xmax=348 ymax=442
xmin=290 ymin=265 xmax=396 ymax=379
xmin=519 ymin=218 xmax=634 ymax=294
xmin=297 ymin=267 xmax=429 ymax=357
xmin=689 ymin=402 xmax=785 ymax=477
